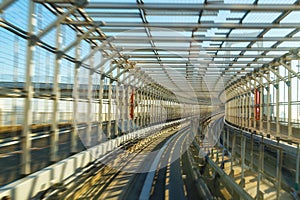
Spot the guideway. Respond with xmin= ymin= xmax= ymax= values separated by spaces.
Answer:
xmin=36 ymin=120 xmax=208 ymax=200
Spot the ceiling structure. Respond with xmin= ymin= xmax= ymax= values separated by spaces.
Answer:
xmin=34 ymin=0 xmax=300 ymax=104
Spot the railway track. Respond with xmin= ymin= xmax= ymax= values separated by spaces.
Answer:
xmin=38 ymin=121 xmax=207 ymax=200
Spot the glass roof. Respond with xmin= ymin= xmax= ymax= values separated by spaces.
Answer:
xmin=43 ymin=0 xmax=300 ymax=102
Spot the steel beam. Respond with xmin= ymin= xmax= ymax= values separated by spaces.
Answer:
xmin=86 ymin=46 xmax=94 ymax=147
xmin=21 ymin=0 xmax=35 ymax=175
xmin=36 ymin=6 xmax=78 ymax=40
xmin=123 ymin=54 xmax=281 ymax=59
xmin=98 ymin=22 xmax=300 ymax=29
xmin=79 ymin=2 xmax=300 ymax=12
xmin=93 ymin=51 xmax=118 ymax=71
xmin=87 ymin=36 xmax=300 ymax=42
xmin=133 ymin=60 xmax=269 ymax=64
xmin=288 ymin=69 xmax=292 ymax=137
xmin=120 ymin=77 xmax=125 ymax=133
xmin=280 ymin=60 xmax=300 ymax=80
xmin=266 ymin=72 xmax=271 ymax=134
xmin=0 ymin=0 xmax=16 ymax=12
xmin=103 ymin=46 xmax=291 ymax=52
xmin=80 ymin=38 xmax=113 ymax=63
xmin=259 ymin=77 xmax=263 ymax=132
xmin=276 ymin=67 xmax=280 ymax=136
xmin=71 ymin=44 xmax=80 ymax=153
xmin=114 ymin=67 xmax=120 ymax=136
xmin=107 ymin=64 xmax=113 ymax=139
xmin=269 ymin=67 xmax=285 ymax=81
xmin=98 ymin=74 xmax=104 ymax=139
xmin=62 ymin=25 xmax=100 ymax=55
xmin=50 ymin=23 xmax=61 ymax=162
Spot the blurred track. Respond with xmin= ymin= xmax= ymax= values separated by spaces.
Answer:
xmin=40 ymin=122 xmax=207 ymax=200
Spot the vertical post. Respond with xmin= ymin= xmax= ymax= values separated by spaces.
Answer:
xmin=98 ymin=74 xmax=104 ymax=140
xmin=226 ymin=126 xmax=230 ymax=154
xmin=151 ymin=91 xmax=154 ymax=125
xmin=241 ymin=134 xmax=246 ymax=187
xmin=261 ymin=136 xmax=265 ymax=179
xmin=296 ymin=144 xmax=300 ymax=193
xmin=141 ymin=90 xmax=144 ymax=127
xmin=156 ymin=94 xmax=159 ymax=124
xmin=256 ymin=141 xmax=264 ymax=200
xmin=248 ymin=81 xmax=252 ymax=129
xmin=253 ymin=79 xmax=257 ymax=130
xmin=107 ymin=64 xmax=113 ymax=139
xmin=259 ymin=77 xmax=263 ymax=132
xmin=21 ymin=0 xmax=35 ymax=175
xmin=121 ymin=76 xmax=125 ymax=133
xmin=222 ymin=128 xmax=225 ymax=164
xmin=229 ymin=95 xmax=232 ymax=123
xmin=115 ymin=68 xmax=120 ymax=136
xmin=50 ymin=23 xmax=61 ymax=162
xmin=156 ymin=93 xmax=158 ymax=122
xmin=146 ymin=90 xmax=148 ymax=127
xmin=267 ymin=73 xmax=271 ymax=134
xmin=160 ymin=96 xmax=163 ymax=123
xmin=249 ymin=133 xmax=253 ymax=170
xmin=287 ymin=68 xmax=292 ymax=137
xmin=230 ymin=131 xmax=236 ymax=177
xmin=142 ymin=90 xmax=146 ymax=127
xmin=276 ymin=68 xmax=280 ymax=136
xmin=236 ymin=95 xmax=239 ymax=126
xmin=144 ymin=90 xmax=146 ymax=127
xmin=242 ymin=93 xmax=245 ymax=127
xmin=153 ymin=92 xmax=156 ymax=124
xmin=245 ymin=92 xmax=248 ymax=128
xmin=72 ymin=44 xmax=80 ymax=153
xmin=127 ymin=78 xmax=131 ymax=133
xmin=86 ymin=70 xmax=93 ymax=147
xmin=233 ymin=96 xmax=236 ymax=125
xmin=275 ymin=142 xmax=283 ymax=200
xmin=240 ymin=95 xmax=243 ymax=126
xmin=135 ymin=87 xmax=139 ymax=130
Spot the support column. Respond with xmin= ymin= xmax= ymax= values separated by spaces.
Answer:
xmin=21 ymin=0 xmax=35 ymax=175
xmin=250 ymin=132 xmax=254 ymax=169
xmin=296 ymin=144 xmax=300 ymax=192
xmin=235 ymin=96 xmax=238 ymax=125
xmin=151 ymin=91 xmax=154 ymax=125
xmin=253 ymin=79 xmax=257 ymax=130
xmin=276 ymin=142 xmax=283 ymax=200
xmin=288 ymin=68 xmax=292 ymax=137
xmin=160 ymin=95 xmax=163 ymax=123
xmin=120 ymin=77 xmax=125 ymax=133
xmin=154 ymin=93 xmax=157 ymax=124
xmin=259 ymin=77 xmax=263 ymax=132
xmin=141 ymin=90 xmax=144 ymax=127
xmin=107 ymin=74 xmax=113 ymax=139
xmin=248 ymin=81 xmax=252 ymax=129
xmin=275 ymin=67 xmax=280 ymax=136
xmin=86 ymin=69 xmax=93 ymax=147
xmin=134 ymin=86 xmax=139 ymax=130
xmin=267 ymin=72 xmax=271 ymax=134
xmin=127 ymin=78 xmax=131 ymax=133
xmin=144 ymin=90 xmax=147 ymax=127
xmin=230 ymin=131 xmax=236 ymax=177
xmin=241 ymin=93 xmax=245 ymax=128
xmin=98 ymin=74 xmax=104 ymax=140
xmin=50 ymin=23 xmax=62 ymax=162
xmin=256 ymin=141 xmax=264 ymax=200
xmin=72 ymin=46 xmax=80 ymax=153
xmin=115 ymin=68 xmax=120 ymax=137
xmin=241 ymin=134 xmax=246 ymax=187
